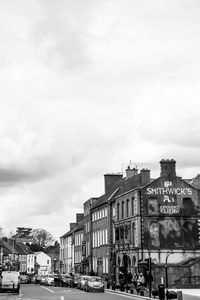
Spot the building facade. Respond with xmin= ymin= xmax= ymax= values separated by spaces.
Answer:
xmin=83 ymin=197 xmax=97 ymax=274
xmin=34 ymin=251 xmax=51 ymax=275
xmin=62 ymin=159 xmax=200 ymax=287
xmin=74 ymin=222 xmax=84 ymax=274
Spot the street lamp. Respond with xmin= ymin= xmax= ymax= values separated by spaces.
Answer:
xmin=165 ymin=250 xmax=174 ymax=290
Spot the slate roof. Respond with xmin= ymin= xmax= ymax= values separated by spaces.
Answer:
xmin=117 ymin=173 xmax=143 ymax=197
xmin=188 ymin=174 xmax=200 ymax=190
xmin=12 ymin=242 xmax=24 ymax=255
xmin=0 ymin=240 xmax=11 ymax=255
xmin=92 ymin=177 xmax=124 ymax=210
xmin=0 ymin=239 xmax=18 ymax=255
xmin=60 ymin=221 xmax=84 ymax=238
xmin=73 ymin=221 xmax=84 ymax=233
xmin=92 ymin=173 xmax=148 ymax=210
xmin=60 ymin=229 xmax=74 ymax=239
xmin=16 ymin=241 xmax=34 ymax=254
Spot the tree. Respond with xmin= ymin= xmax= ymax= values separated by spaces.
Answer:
xmin=31 ymin=228 xmax=54 ymax=250
xmin=0 ymin=227 xmax=4 ymax=239
xmin=14 ymin=227 xmax=32 ymax=238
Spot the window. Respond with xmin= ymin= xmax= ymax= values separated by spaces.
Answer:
xmin=132 ymin=223 xmax=135 ymax=246
xmin=120 ymin=226 xmax=124 ymax=240
xmin=148 ymin=198 xmax=158 ymax=215
xmin=126 ymin=199 xmax=129 ymax=217
xmin=112 ymin=205 xmax=116 ymax=217
xmin=131 ymin=197 xmax=135 ymax=215
xmin=105 ymin=207 xmax=108 ymax=217
xmin=183 ymin=198 xmax=194 ymax=216
xmin=122 ymin=201 xmax=124 ymax=219
xmin=105 ymin=229 xmax=108 ymax=244
xmin=115 ymin=227 xmax=119 ymax=241
xmin=125 ymin=225 xmax=130 ymax=240
xmin=117 ymin=203 xmax=120 ymax=220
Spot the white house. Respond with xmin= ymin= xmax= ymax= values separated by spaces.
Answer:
xmin=34 ymin=252 xmax=51 ymax=275
xmin=60 ymin=231 xmax=74 ymax=274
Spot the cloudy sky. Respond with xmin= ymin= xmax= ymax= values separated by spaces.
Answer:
xmin=0 ymin=0 xmax=200 ymax=240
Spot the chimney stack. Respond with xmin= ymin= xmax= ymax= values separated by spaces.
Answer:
xmin=126 ymin=166 xmax=138 ymax=178
xmin=160 ymin=159 xmax=176 ymax=178
xmin=140 ymin=169 xmax=151 ymax=186
xmin=104 ymin=173 xmax=123 ymax=193
xmin=76 ymin=213 xmax=84 ymax=223
xmin=69 ymin=223 xmax=76 ymax=231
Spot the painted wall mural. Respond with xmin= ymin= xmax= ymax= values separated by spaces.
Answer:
xmin=143 ymin=178 xmax=198 ymax=216
xmin=142 ymin=176 xmax=200 ymax=249
xmin=144 ymin=218 xmax=199 ymax=249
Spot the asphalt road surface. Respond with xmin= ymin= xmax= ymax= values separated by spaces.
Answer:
xmin=0 ymin=284 xmax=199 ymax=300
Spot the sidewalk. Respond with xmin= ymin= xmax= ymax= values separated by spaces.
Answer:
xmin=106 ymin=287 xmax=200 ymax=298
xmin=106 ymin=288 xmax=151 ymax=300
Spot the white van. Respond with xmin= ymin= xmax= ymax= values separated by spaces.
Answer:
xmin=0 ymin=271 xmax=20 ymax=294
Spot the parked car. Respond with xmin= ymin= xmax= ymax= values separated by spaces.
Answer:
xmin=33 ymin=275 xmax=42 ymax=284
xmin=78 ymin=275 xmax=88 ymax=290
xmin=54 ymin=274 xmax=63 ymax=287
xmin=40 ymin=275 xmax=47 ymax=285
xmin=44 ymin=274 xmax=55 ymax=286
xmin=20 ymin=274 xmax=30 ymax=284
xmin=85 ymin=276 xmax=104 ymax=293
xmin=73 ymin=273 xmax=81 ymax=288
xmin=60 ymin=274 xmax=73 ymax=287
xmin=0 ymin=271 xmax=20 ymax=294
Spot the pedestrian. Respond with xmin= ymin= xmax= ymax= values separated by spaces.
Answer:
xmin=118 ymin=271 xmax=125 ymax=291
xmin=126 ymin=271 xmax=133 ymax=284
xmin=139 ymin=273 xmax=145 ymax=286
xmin=132 ymin=273 xmax=138 ymax=289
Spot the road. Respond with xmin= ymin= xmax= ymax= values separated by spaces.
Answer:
xmin=0 ymin=284 xmax=199 ymax=300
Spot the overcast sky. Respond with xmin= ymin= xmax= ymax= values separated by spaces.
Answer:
xmin=0 ymin=0 xmax=200 ymax=240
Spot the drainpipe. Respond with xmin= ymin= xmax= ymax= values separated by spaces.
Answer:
xmin=139 ymin=190 xmax=143 ymax=260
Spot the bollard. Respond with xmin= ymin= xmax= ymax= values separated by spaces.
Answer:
xmin=177 ymin=291 xmax=183 ymax=300
xmin=140 ymin=290 xmax=144 ymax=296
xmin=104 ymin=281 xmax=107 ymax=289
xmin=158 ymin=284 xmax=165 ymax=300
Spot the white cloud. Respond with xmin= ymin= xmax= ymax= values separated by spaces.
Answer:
xmin=0 ymin=0 xmax=200 ymax=239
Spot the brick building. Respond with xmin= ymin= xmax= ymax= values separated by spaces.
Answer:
xmin=60 ymin=213 xmax=84 ymax=274
xmin=91 ymin=174 xmax=123 ymax=277
xmin=83 ymin=197 xmax=97 ymax=274
xmin=61 ymin=159 xmax=200 ymax=287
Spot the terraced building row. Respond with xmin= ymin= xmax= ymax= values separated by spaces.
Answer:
xmin=60 ymin=159 xmax=200 ymax=288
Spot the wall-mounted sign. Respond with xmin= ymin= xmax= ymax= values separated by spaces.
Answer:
xmin=147 ymin=181 xmax=192 ymax=195
xmin=160 ymin=206 xmax=180 ymax=214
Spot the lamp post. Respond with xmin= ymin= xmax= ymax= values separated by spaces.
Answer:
xmin=165 ymin=250 xmax=174 ymax=290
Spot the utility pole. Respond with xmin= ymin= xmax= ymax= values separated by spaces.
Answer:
xmin=139 ymin=191 xmax=143 ymax=260
xmin=148 ymin=257 xmax=152 ymax=298
xmin=165 ymin=250 xmax=174 ymax=291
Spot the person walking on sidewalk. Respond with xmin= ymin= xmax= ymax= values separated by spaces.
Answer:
xmin=118 ymin=271 xmax=125 ymax=292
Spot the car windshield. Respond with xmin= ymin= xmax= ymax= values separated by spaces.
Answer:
xmin=90 ymin=277 xmax=101 ymax=282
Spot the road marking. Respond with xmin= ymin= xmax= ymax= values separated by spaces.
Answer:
xmin=106 ymin=290 xmax=144 ymax=299
xmin=61 ymin=297 xmax=64 ymax=300
xmin=41 ymin=286 xmax=55 ymax=293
